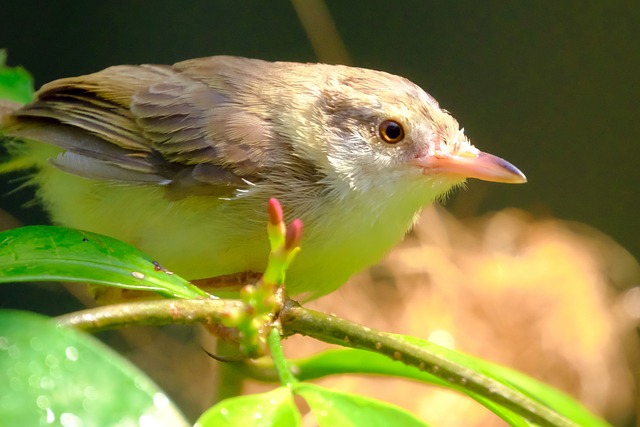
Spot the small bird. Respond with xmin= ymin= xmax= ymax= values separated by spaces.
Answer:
xmin=0 ymin=56 xmax=526 ymax=299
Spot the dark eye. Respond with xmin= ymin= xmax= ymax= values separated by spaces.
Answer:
xmin=379 ymin=119 xmax=405 ymax=144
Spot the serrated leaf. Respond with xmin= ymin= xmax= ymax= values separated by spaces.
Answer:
xmin=196 ymin=387 xmax=300 ymax=427
xmin=294 ymin=382 xmax=429 ymax=427
xmin=0 ymin=310 xmax=189 ymax=426
xmin=0 ymin=226 xmax=206 ymax=299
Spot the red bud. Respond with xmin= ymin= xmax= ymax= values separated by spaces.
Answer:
xmin=267 ymin=198 xmax=283 ymax=226
xmin=285 ymin=219 xmax=304 ymax=250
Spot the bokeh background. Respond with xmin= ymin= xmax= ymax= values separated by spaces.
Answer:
xmin=1 ymin=1 xmax=638 ymax=426
xmin=1 ymin=1 xmax=638 ymax=258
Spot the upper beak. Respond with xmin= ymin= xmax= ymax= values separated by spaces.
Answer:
xmin=414 ymin=149 xmax=527 ymax=184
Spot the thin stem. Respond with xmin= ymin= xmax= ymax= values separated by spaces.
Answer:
xmin=55 ymin=298 xmax=244 ymax=333
xmin=279 ymin=299 xmax=577 ymax=427
xmin=267 ymin=328 xmax=297 ymax=387
xmin=54 ymin=296 xmax=579 ymax=427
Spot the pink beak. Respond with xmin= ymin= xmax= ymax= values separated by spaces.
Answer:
xmin=414 ymin=150 xmax=527 ymax=184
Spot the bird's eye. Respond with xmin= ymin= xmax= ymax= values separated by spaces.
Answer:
xmin=379 ymin=119 xmax=405 ymax=144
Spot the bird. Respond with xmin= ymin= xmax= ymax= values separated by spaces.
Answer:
xmin=0 ymin=55 xmax=526 ymax=300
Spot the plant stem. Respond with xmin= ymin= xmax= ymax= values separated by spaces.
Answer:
xmin=279 ymin=299 xmax=577 ymax=427
xmin=55 ymin=298 xmax=243 ymax=333
xmin=55 ymin=297 xmax=580 ymax=427
xmin=267 ymin=328 xmax=297 ymax=387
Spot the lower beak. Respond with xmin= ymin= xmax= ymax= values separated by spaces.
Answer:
xmin=414 ymin=150 xmax=527 ymax=184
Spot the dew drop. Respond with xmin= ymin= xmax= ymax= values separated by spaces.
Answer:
xmin=28 ymin=374 xmax=39 ymax=388
xmin=82 ymin=386 xmax=100 ymax=412
xmin=7 ymin=344 xmax=20 ymax=359
xmin=45 ymin=354 xmax=59 ymax=369
xmin=36 ymin=395 xmax=51 ymax=410
xmin=83 ymin=385 xmax=98 ymax=400
xmin=45 ymin=407 xmax=56 ymax=423
xmin=65 ymin=346 xmax=79 ymax=362
xmin=153 ymin=392 xmax=169 ymax=409
xmin=60 ymin=412 xmax=83 ymax=427
xmin=139 ymin=414 xmax=155 ymax=427
xmin=133 ymin=376 xmax=147 ymax=390
xmin=40 ymin=376 xmax=55 ymax=390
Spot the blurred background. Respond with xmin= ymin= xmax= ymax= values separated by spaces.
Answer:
xmin=0 ymin=1 xmax=638 ymax=426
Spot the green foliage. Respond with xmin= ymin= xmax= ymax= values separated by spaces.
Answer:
xmin=196 ymin=387 xmax=300 ymax=426
xmin=0 ymin=50 xmax=33 ymax=104
xmin=198 ymin=380 xmax=430 ymax=427
xmin=0 ymin=224 xmax=611 ymax=427
xmin=0 ymin=310 xmax=189 ymax=426
xmin=0 ymin=64 xmax=609 ymax=426
xmin=197 ymin=383 xmax=430 ymax=427
xmin=0 ymin=226 xmax=206 ymax=299
xmin=295 ymin=383 xmax=429 ymax=427
xmin=291 ymin=348 xmax=609 ymax=427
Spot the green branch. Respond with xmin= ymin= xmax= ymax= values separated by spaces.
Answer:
xmin=55 ymin=296 xmax=581 ymax=427
xmin=279 ymin=299 xmax=577 ymax=427
xmin=55 ymin=298 xmax=243 ymax=333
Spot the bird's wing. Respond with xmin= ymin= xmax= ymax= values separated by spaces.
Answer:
xmin=5 ymin=59 xmax=277 ymax=198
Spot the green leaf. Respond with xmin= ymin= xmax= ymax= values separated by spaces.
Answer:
xmin=397 ymin=334 xmax=609 ymax=427
xmin=0 ymin=226 xmax=206 ymax=299
xmin=291 ymin=349 xmax=529 ymax=426
xmin=292 ymin=347 xmax=609 ymax=427
xmin=292 ymin=348 xmax=444 ymax=383
xmin=0 ymin=310 xmax=189 ymax=426
xmin=0 ymin=50 xmax=33 ymax=104
xmin=196 ymin=387 xmax=300 ymax=427
xmin=475 ymin=362 xmax=609 ymax=427
xmin=294 ymin=382 xmax=429 ymax=427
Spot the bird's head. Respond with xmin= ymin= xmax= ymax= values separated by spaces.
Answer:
xmin=276 ymin=63 xmax=526 ymax=205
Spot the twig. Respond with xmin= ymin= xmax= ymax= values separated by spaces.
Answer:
xmin=55 ymin=298 xmax=243 ymax=333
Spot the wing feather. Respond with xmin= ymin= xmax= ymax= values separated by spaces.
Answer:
xmin=4 ymin=58 xmax=282 ymax=197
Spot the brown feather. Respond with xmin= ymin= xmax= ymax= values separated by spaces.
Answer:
xmin=2 ymin=59 xmax=285 ymax=197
